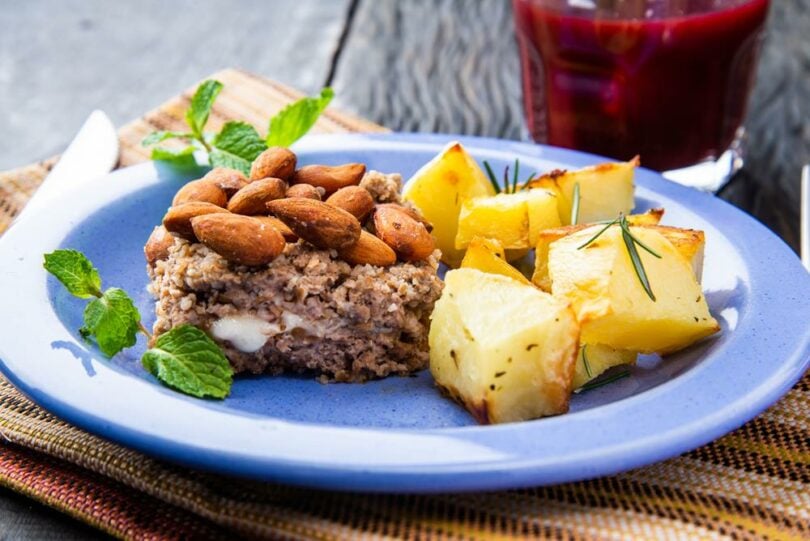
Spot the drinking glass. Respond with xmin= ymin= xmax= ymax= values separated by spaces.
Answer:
xmin=512 ymin=0 xmax=770 ymax=190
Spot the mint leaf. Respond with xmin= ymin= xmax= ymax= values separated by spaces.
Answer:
xmin=80 ymin=287 xmax=141 ymax=357
xmin=265 ymin=87 xmax=333 ymax=147
xmin=186 ymin=79 xmax=223 ymax=138
xmin=142 ymin=131 xmax=193 ymax=146
xmin=151 ymin=146 xmax=198 ymax=169
xmin=43 ymin=249 xmax=102 ymax=299
xmin=212 ymin=120 xmax=267 ymax=163
xmin=142 ymin=325 xmax=233 ymax=399
xmin=209 ymin=149 xmax=251 ymax=176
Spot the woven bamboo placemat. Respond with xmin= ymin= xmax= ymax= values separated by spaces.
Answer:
xmin=0 ymin=69 xmax=807 ymax=540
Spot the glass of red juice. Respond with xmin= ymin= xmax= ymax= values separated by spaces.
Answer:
xmin=513 ymin=0 xmax=770 ymax=189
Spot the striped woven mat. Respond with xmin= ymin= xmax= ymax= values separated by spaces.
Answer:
xmin=0 ymin=69 xmax=807 ymax=540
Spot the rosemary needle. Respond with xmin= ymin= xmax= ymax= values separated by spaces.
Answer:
xmin=582 ymin=344 xmax=592 ymax=378
xmin=571 ymin=182 xmax=581 ymax=225
xmin=483 ymin=160 xmax=501 ymax=194
xmin=576 ymin=369 xmax=630 ymax=393
xmin=512 ymin=159 xmax=520 ymax=193
xmin=577 ymin=216 xmax=620 ymax=249
xmin=621 ymin=225 xmax=657 ymax=301
xmin=620 ymin=216 xmax=661 ymax=258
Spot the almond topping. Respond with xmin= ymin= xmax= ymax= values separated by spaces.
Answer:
xmin=203 ymin=167 xmax=248 ymax=198
xmin=338 ymin=231 xmax=397 ymax=267
xmin=191 ymin=214 xmax=285 ymax=266
xmin=325 ymin=186 xmax=375 ymax=221
xmin=373 ymin=205 xmax=435 ymax=262
xmin=227 ymin=177 xmax=287 ymax=215
xmin=254 ymin=216 xmax=297 ymax=242
xmin=163 ymin=202 xmax=230 ymax=241
xmin=292 ymin=163 xmax=366 ymax=195
xmin=144 ymin=226 xmax=174 ymax=266
xmin=286 ymin=183 xmax=322 ymax=200
xmin=266 ymin=198 xmax=361 ymax=249
xmin=172 ymin=179 xmax=227 ymax=207
xmin=250 ymin=147 xmax=297 ymax=181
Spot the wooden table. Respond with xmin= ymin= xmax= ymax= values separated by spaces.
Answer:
xmin=0 ymin=0 xmax=806 ymax=537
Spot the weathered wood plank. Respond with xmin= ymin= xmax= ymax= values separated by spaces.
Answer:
xmin=0 ymin=0 xmax=351 ymax=171
xmin=333 ymin=0 xmax=809 ymax=249
xmin=331 ymin=0 xmax=523 ymax=139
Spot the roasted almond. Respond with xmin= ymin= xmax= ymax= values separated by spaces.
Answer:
xmin=266 ymin=198 xmax=361 ymax=249
xmin=191 ymin=214 xmax=285 ymax=266
xmin=254 ymin=216 xmax=297 ymax=242
xmin=163 ymin=202 xmax=230 ymax=241
xmin=373 ymin=205 xmax=435 ymax=262
xmin=338 ymin=231 xmax=397 ymax=267
xmin=227 ymin=177 xmax=287 ymax=215
xmin=285 ymin=183 xmax=322 ymax=200
xmin=325 ymin=186 xmax=375 ymax=221
xmin=250 ymin=147 xmax=297 ymax=181
xmin=377 ymin=203 xmax=433 ymax=232
xmin=144 ymin=226 xmax=174 ymax=265
xmin=172 ymin=179 xmax=228 ymax=207
xmin=203 ymin=167 xmax=248 ymax=198
xmin=292 ymin=163 xmax=366 ymax=195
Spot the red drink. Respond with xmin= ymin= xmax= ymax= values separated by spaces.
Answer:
xmin=513 ymin=0 xmax=770 ymax=171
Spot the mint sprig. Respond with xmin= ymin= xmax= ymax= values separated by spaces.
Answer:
xmin=44 ymin=249 xmax=232 ymax=399
xmin=143 ymin=80 xmax=333 ymax=176
xmin=185 ymin=80 xmax=223 ymax=140
xmin=266 ymin=87 xmax=334 ymax=147
xmin=150 ymin=145 xmax=198 ymax=169
xmin=142 ymin=325 xmax=233 ymax=399
xmin=43 ymin=249 xmax=101 ymax=299
xmin=80 ymin=287 xmax=141 ymax=356
xmin=210 ymin=121 xmax=267 ymax=173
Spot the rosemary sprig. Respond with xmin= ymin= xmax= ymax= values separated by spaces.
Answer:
xmin=620 ymin=215 xmax=661 ymax=258
xmin=577 ymin=216 xmax=620 ymax=249
xmin=581 ymin=344 xmax=592 ymax=378
xmin=571 ymin=182 xmax=581 ymax=225
xmin=621 ymin=226 xmax=656 ymax=301
xmin=619 ymin=215 xmax=661 ymax=301
xmin=483 ymin=160 xmax=501 ymax=194
xmin=482 ymin=160 xmax=536 ymax=194
xmin=577 ymin=214 xmax=662 ymax=301
xmin=576 ymin=368 xmax=630 ymax=393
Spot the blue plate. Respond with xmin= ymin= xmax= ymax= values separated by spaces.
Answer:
xmin=0 ymin=134 xmax=808 ymax=493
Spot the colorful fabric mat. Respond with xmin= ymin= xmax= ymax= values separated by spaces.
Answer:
xmin=0 ymin=70 xmax=807 ymax=540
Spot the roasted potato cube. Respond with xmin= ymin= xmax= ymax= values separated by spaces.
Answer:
xmin=460 ymin=237 xmax=532 ymax=285
xmin=529 ymin=158 xmax=638 ymax=224
xmin=403 ymin=142 xmax=496 ymax=267
xmin=548 ymin=225 xmax=719 ymax=354
xmin=641 ymin=225 xmax=705 ymax=282
xmin=455 ymin=189 xmax=560 ymax=250
xmin=429 ymin=269 xmax=580 ymax=424
xmin=573 ymin=344 xmax=637 ymax=389
xmin=531 ymin=209 xmax=666 ymax=291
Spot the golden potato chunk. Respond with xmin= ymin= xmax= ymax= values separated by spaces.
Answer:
xmin=548 ymin=225 xmax=719 ymax=354
xmin=529 ymin=158 xmax=638 ymax=225
xmin=531 ymin=210 xmax=666 ymax=291
xmin=429 ymin=269 xmax=580 ymax=424
xmin=460 ymin=237 xmax=532 ymax=285
xmin=455 ymin=189 xmax=560 ymax=250
xmin=403 ymin=142 xmax=495 ymax=267
xmin=573 ymin=344 xmax=637 ymax=389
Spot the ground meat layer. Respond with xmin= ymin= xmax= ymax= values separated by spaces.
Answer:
xmin=147 ymin=171 xmax=442 ymax=382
